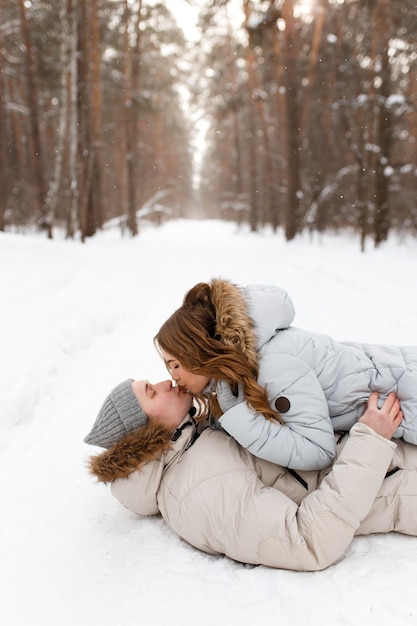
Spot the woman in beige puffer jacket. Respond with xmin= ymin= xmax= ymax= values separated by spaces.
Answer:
xmin=87 ymin=389 xmax=417 ymax=572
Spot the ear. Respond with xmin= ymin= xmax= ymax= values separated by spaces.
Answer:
xmin=87 ymin=422 xmax=172 ymax=483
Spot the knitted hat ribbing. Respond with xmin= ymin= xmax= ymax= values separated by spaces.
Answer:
xmin=84 ymin=379 xmax=147 ymax=448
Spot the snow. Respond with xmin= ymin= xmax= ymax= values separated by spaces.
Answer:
xmin=1 ymin=218 xmax=417 ymax=626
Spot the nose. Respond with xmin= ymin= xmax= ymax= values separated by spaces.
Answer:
xmin=151 ymin=380 xmax=170 ymax=392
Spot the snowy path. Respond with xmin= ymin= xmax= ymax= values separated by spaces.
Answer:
xmin=1 ymin=220 xmax=417 ymax=626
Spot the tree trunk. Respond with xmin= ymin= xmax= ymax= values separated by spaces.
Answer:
xmin=243 ymin=0 xmax=260 ymax=232
xmin=129 ymin=0 xmax=142 ymax=235
xmin=0 ymin=3 xmax=8 ymax=231
xmin=66 ymin=0 xmax=79 ymax=239
xmin=18 ymin=0 xmax=49 ymax=236
xmin=373 ymin=0 xmax=392 ymax=247
xmin=282 ymin=0 xmax=302 ymax=241
xmin=87 ymin=0 xmax=103 ymax=236
xmin=44 ymin=0 xmax=70 ymax=236
xmin=76 ymin=0 xmax=90 ymax=242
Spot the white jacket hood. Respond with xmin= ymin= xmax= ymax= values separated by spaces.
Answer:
xmin=243 ymin=284 xmax=295 ymax=348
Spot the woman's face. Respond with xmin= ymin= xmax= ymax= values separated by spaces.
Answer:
xmin=160 ymin=349 xmax=210 ymax=395
xmin=132 ymin=379 xmax=193 ymax=431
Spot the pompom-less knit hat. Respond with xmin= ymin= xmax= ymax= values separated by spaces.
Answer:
xmin=84 ymin=379 xmax=147 ymax=448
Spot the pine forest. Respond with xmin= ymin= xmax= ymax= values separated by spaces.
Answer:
xmin=1 ymin=0 xmax=417 ymax=249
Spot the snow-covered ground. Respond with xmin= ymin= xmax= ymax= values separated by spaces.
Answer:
xmin=1 ymin=219 xmax=417 ymax=626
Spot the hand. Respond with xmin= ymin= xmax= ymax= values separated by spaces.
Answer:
xmin=216 ymin=380 xmax=245 ymax=413
xmin=359 ymin=392 xmax=403 ymax=439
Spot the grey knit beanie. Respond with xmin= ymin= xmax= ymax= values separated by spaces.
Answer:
xmin=84 ymin=379 xmax=148 ymax=448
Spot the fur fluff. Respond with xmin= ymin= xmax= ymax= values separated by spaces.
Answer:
xmin=88 ymin=421 xmax=172 ymax=483
xmin=210 ymin=279 xmax=259 ymax=373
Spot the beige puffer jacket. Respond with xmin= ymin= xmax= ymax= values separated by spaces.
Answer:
xmin=88 ymin=418 xmax=417 ymax=571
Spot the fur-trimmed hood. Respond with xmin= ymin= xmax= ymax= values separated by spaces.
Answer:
xmin=210 ymin=279 xmax=295 ymax=361
xmin=87 ymin=416 xmax=199 ymax=483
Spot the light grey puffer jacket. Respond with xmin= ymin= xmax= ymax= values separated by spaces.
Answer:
xmin=210 ymin=281 xmax=417 ymax=471
xmin=103 ymin=419 xmax=417 ymax=571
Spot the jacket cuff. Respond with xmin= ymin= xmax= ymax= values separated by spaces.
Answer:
xmin=349 ymin=421 xmax=397 ymax=451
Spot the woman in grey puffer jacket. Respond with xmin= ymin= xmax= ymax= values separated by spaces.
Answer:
xmin=154 ymin=278 xmax=417 ymax=471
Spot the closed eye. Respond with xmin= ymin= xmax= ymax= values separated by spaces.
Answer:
xmin=145 ymin=382 xmax=156 ymax=398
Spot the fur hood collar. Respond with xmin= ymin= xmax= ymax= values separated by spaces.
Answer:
xmin=210 ymin=278 xmax=259 ymax=373
xmin=210 ymin=278 xmax=295 ymax=363
xmin=87 ymin=416 xmax=199 ymax=483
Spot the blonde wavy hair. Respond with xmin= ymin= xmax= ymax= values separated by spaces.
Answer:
xmin=154 ymin=282 xmax=283 ymax=424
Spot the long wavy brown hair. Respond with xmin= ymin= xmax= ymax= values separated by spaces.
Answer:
xmin=154 ymin=282 xmax=283 ymax=424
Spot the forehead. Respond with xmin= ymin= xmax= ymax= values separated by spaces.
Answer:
xmin=132 ymin=380 xmax=147 ymax=401
xmin=160 ymin=349 xmax=177 ymax=362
